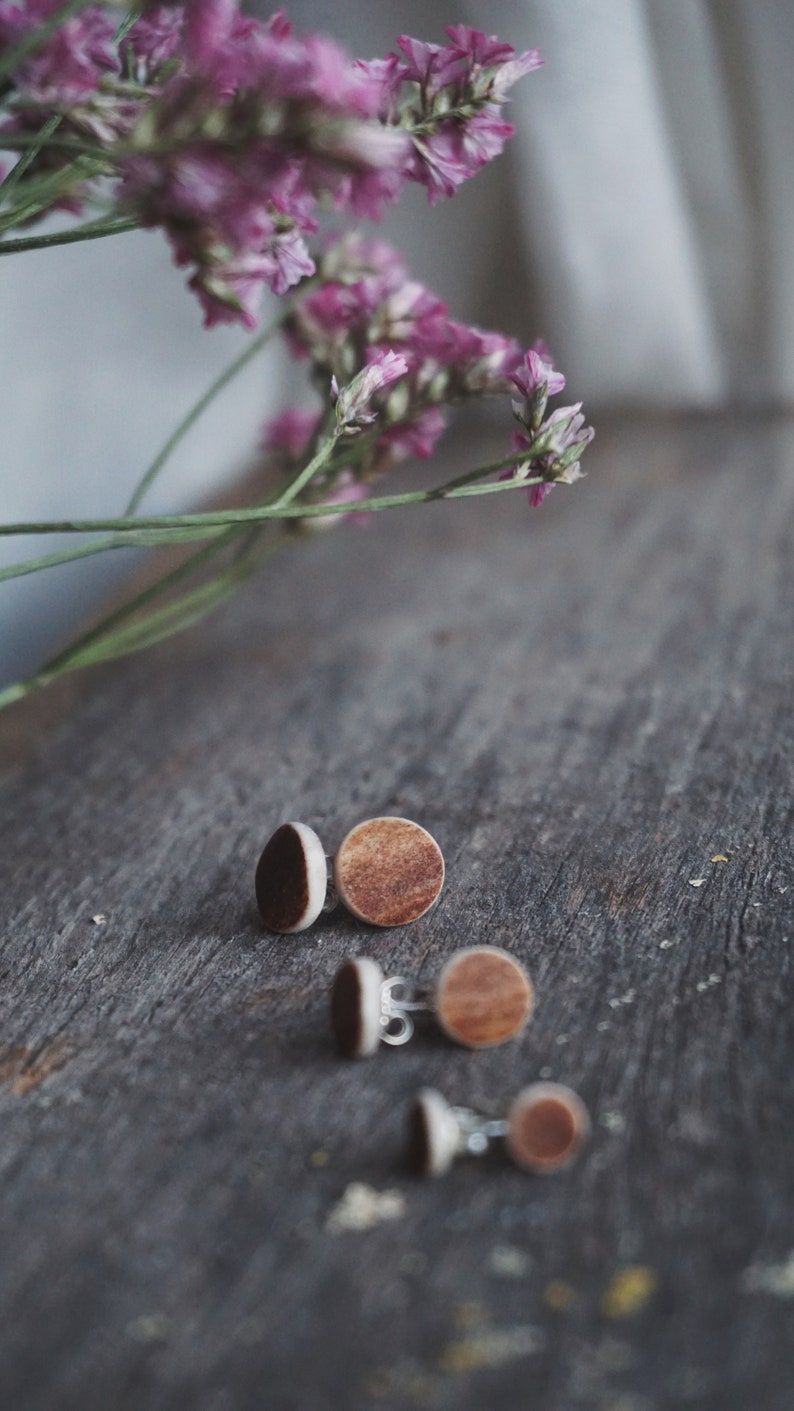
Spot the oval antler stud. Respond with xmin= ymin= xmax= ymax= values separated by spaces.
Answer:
xmin=255 ymin=822 xmax=330 ymax=933
xmin=408 ymin=1082 xmax=590 ymax=1178
xmin=333 ymin=817 xmax=445 ymax=927
xmin=330 ymin=945 xmax=533 ymax=1058
xmin=505 ymin=1083 xmax=590 ymax=1173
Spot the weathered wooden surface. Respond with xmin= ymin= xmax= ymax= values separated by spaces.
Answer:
xmin=1 ymin=414 xmax=792 ymax=1411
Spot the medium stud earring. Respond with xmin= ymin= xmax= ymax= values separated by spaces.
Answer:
xmin=255 ymin=816 xmax=444 ymax=933
xmin=330 ymin=946 xmax=534 ymax=1057
xmin=408 ymin=1083 xmax=590 ymax=1177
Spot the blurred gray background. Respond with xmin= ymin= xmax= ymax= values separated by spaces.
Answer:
xmin=2 ymin=0 xmax=793 ymax=686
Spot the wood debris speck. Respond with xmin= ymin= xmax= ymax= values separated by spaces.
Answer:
xmin=710 ymin=855 xmax=729 ymax=864
xmin=437 ymin=1325 xmax=543 ymax=1374
xmin=543 ymin=1280 xmax=575 ymax=1312
xmin=91 ymin=913 xmax=107 ymax=925
xmin=0 ymin=1038 xmax=72 ymax=1096
xmin=325 ymin=1182 xmax=406 ymax=1234
xmin=487 ymin=1245 xmax=531 ymax=1279
xmin=659 ymin=940 xmax=676 ymax=949
xmin=126 ymin=1313 xmax=169 ymax=1343
xmin=600 ymin=1267 xmax=658 ymax=1319
xmin=742 ymin=1251 xmax=794 ymax=1298
xmin=600 ymin=1110 xmax=626 ymax=1133
xmin=609 ymin=990 xmax=636 ymax=1009
xmin=689 ymin=878 xmax=706 ymax=888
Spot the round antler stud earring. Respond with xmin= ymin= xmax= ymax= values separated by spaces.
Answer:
xmin=330 ymin=946 xmax=534 ymax=1057
xmin=255 ymin=822 xmax=330 ymax=933
xmin=408 ymin=1083 xmax=589 ymax=1177
xmin=333 ymin=817 xmax=444 ymax=928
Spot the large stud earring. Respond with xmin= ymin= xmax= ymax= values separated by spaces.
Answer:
xmin=330 ymin=946 xmax=534 ymax=1057
xmin=408 ymin=1083 xmax=590 ymax=1177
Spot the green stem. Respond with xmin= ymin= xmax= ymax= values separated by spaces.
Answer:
xmin=0 ymin=114 xmax=62 ymax=203
xmin=0 ymin=527 xmax=222 ymax=586
xmin=21 ymin=526 xmax=249 ymax=691
xmin=0 ymin=455 xmax=536 ymax=540
xmin=125 ymin=305 xmax=290 ymax=515
xmin=0 ymin=524 xmax=282 ymax=709
xmin=268 ymin=432 xmax=340 ymax=511
xmin=0 ymin=215 xmax=138 ymax=255
xmin=115 ymin=3 xmax=146 ymax=45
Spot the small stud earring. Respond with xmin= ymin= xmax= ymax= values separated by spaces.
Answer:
xmin=330 ymin=946 xmax=534 ymax=1057
xmin=408 ymin=1083 xmax=590 ymax=1177
xmin=255 ymin=816 xmax=444 ymax=933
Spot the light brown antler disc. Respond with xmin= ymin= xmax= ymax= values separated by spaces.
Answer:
xmin=333 ymin=817 xmax=444 ymax=927
xmin=434 ymin=946 xmax=534 ymax=1049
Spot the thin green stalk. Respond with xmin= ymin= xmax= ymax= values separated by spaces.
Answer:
xmin=0 ymin=215 xmax=138 ymax=255
xmin=0 ymin=132 xmax=105 ymax=158
xmin=34 ymin=527 xmax=246 ymax=680
xmin=0 ymin=456 xmax=537 ymax=540
xmin=115 ymin=3 xmax=146 ymax=45
xmin=0 ymin=526 xmax=222 ymax=586
xmin=0 ymin=114 xmax=62 ymax=203
xmin=0 ymin=0 xmax=100 ymax=84
xmin=0 ymin=154 xmax=111 ymax=234
xmin=125 ymin=305 xmax=291 ymax=514
xmin=0 ymin=525 xmax=280 ymax=709
xmin=268 ymin=433 xmax=340 ymax=510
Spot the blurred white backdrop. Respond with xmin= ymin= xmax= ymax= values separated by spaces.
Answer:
xmin=2 ymin=0 xmax=792 ymax=684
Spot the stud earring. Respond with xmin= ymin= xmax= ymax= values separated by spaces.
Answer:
xmin=255 ymin=816 xmax=444 ymax=933
xmin=332 ymin=817 xmax=444 ymax=927
xmin=255 ymin=822 xmax=330 ymax=933
xmin=330 ymin=946 xmax=534 ymax=1057
xmin=408 ymin=1083 xmax=590 ymax=1177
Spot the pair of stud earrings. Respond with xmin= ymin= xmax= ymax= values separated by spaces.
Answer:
xmin=409 ymin=1083 xmax=590 ymax=1177
xmin=255 ymin=816 xmax=445 ymax=932
xmin=254 ymin=816 xmax=590 ymax=1179
xmin=329 ymin=951 xmax=589 ymax=1179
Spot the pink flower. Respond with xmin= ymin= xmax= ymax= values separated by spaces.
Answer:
xmin=331 ymin=349 xmax=409 ymax=429
xmin=396 ymin=35 xmax=462 ymax=95
xmin=512 ymin=347 xmax=567 ymax=399
xmin=123 ymin=7 xmax=185 ymax=80
xmin=0 ymin=0 xmax=118 ymax=105
xmin=377 ymin=406 xmax=448 ymax=461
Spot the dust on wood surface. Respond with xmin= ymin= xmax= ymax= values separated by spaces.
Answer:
xmin=1 ymin=415 xmax=792 ymax=1411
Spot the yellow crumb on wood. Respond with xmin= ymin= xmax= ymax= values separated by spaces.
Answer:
xmin=600 ymin=1266 xmax=657 ymax=1319
xmin=710 ymin=854 xmax=729 ymax=864
xmin=438 ymin=1325 xmax=542 ymax=1374
xmin=543 ymin=1280 xmax=575 ymax=1312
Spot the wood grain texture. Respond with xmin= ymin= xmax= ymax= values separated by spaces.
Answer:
xmin=1 ymin=413 xmax=793 ymax=1411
